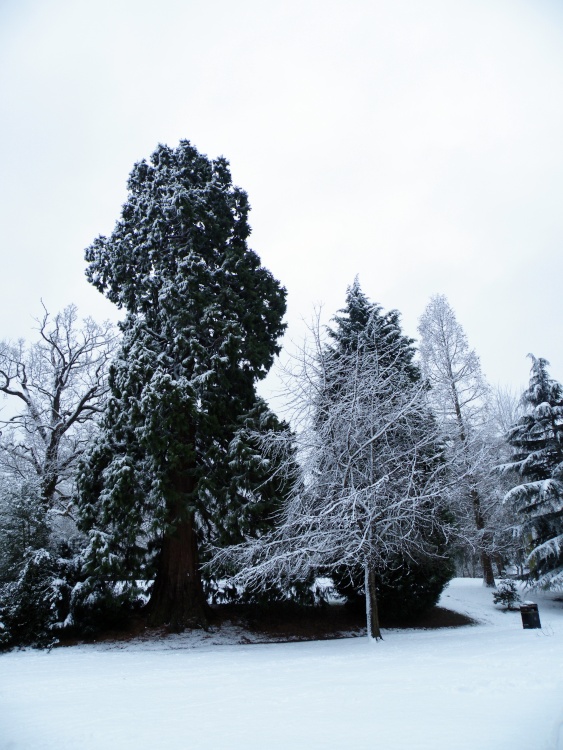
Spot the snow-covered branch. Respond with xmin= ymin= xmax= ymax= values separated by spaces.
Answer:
xmin=0 ymin=305 xmax=118 ymax=511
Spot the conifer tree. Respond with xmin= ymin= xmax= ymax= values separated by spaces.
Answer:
xmin=328 ymin=278 xmax=420 ymax=382
xmin=328 ymin=280 xmax=453 ymax=628
xmin=503 ymin=356 xmax=563 ymax=588
xmin=77 ymin=141 xmax=287 ymax=630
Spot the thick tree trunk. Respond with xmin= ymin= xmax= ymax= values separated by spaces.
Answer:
xmin=147 ymin=507 xmax=210 ymax=631
xmin=480 ymin=549 xmax=496 ymax=588
xmin=365 ymin=563 xmax=382 ymax=641
xmin=470 ymin=487 xmax=496 ymax=588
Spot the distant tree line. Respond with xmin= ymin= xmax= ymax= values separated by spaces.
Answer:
xmin=1 ymin=140 xmax=561 ymax=649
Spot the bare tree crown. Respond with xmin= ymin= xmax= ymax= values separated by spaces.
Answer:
xmin=0 ymin=304 xmax=117 ymax=512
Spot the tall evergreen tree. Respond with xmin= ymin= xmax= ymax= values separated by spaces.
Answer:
xmin=77 ymin=140 xmax=287 ymax=630
xmin=328 ymin=278 xmax=420 ymax=382
xmin=503 ymin=356 xmax=563 ymax=588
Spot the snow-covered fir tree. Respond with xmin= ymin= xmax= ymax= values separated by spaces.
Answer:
xmin=328 ymin=278 xmax=420 ymax=382
xmin=76 ymin=141 xmax=287 ymax=630
xmin=503 ymin=356 xmax=563 ymax=588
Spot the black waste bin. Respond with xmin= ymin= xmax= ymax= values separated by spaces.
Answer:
xmin=520 ymin=602 xmax=541 ymax=629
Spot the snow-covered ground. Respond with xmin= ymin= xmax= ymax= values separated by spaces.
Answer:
xmin=1 ymin=579 xmax=562 ymax=750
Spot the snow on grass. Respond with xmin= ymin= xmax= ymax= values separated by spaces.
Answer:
xmin=0 ymin=579 xmax=562 ymax=750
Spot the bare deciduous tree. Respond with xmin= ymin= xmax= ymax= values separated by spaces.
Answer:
xmin=0 ymin=304 xmax=116 ymax=516
xmin=418 ymin=294 xmax=503 ymax=586
xmin=490 ymin=385 xmax=524 ymax=437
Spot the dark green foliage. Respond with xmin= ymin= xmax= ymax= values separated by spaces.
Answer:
xmin=0 ymin=547 xmax=76 ymax=650
xmin=0 ymin=482 xmax=72 ymax=649
xmin=328 ymin=278 xmax=420 ymax=384
xmin=0 ymin=478 xmax=100 ymax=650
xmin=76 ymin=329 xmax=173 ymax=585
xmin=77 ymin=141 xmax=287 ymax=626
xmin=504 ymin=356 xmax=563 ymax=588
xmin=212 ymin=399 xmax=292 ymax=546
xmin=68 ymin=578 xmax=139 ymax=636
xmin=376 ymin=556 xmax=455 ymax=621
xmin=333 ymin=555 xmax=454 ymax=623
xmin=0 ymin=543 xmax=139 ymax=648
xmin=203 ymin=398 xmax=304 ymax=604
xmin=0 ymin=482 xmax=49 ymax=584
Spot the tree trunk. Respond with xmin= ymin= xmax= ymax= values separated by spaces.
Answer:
xmin=365 ymin=563 xmax=382 ymax=641
xmin=147 ymin=507 xmax=210 ymax=631
xmin=494 ymin=554 xmax=505 ymax=578
xmin=480 ymin=549 xmax=496 ymax=588
xmin=470 ymin=487 xmax=496 ymax=588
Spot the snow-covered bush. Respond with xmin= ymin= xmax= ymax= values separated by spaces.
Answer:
xmin=492 ymin=579 xmax=521 ymax=610
xmin=333 ymin=553 xmax=455 ymax=623
xmin=0 ymin=480 xmax=49 ymax=584
xmin=0 ymin=548 xmax=73 ymax=649
xmin=68 ymin=578 xmax=138 ymax=636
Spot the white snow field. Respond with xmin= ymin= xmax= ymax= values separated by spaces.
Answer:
xmin=1 ymin=579 xmax=562 ymax=750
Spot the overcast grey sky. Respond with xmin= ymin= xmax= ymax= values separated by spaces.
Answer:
xmin=1 ymin=0 xmax=562 ymax=400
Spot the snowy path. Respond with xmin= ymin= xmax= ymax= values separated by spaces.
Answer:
xmin=1 ymin=579 xmax=562 ymax=750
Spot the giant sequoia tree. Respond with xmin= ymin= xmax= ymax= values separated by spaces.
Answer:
xmin=77 ymin=141 xmax=286 ymax=629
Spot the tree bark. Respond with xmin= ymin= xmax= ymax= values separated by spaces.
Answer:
xmin=480 ymin=550 xmax=496 ymax=587
xmin=494 ymin=554 xmax=505 ymax=578
xmin=365 ymin=563 xmax=382 ymax=641
xmin=470 ymin=487 xmax=496 ymax=588
xmin=147 ymin=506 xmax=210 ymax=631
